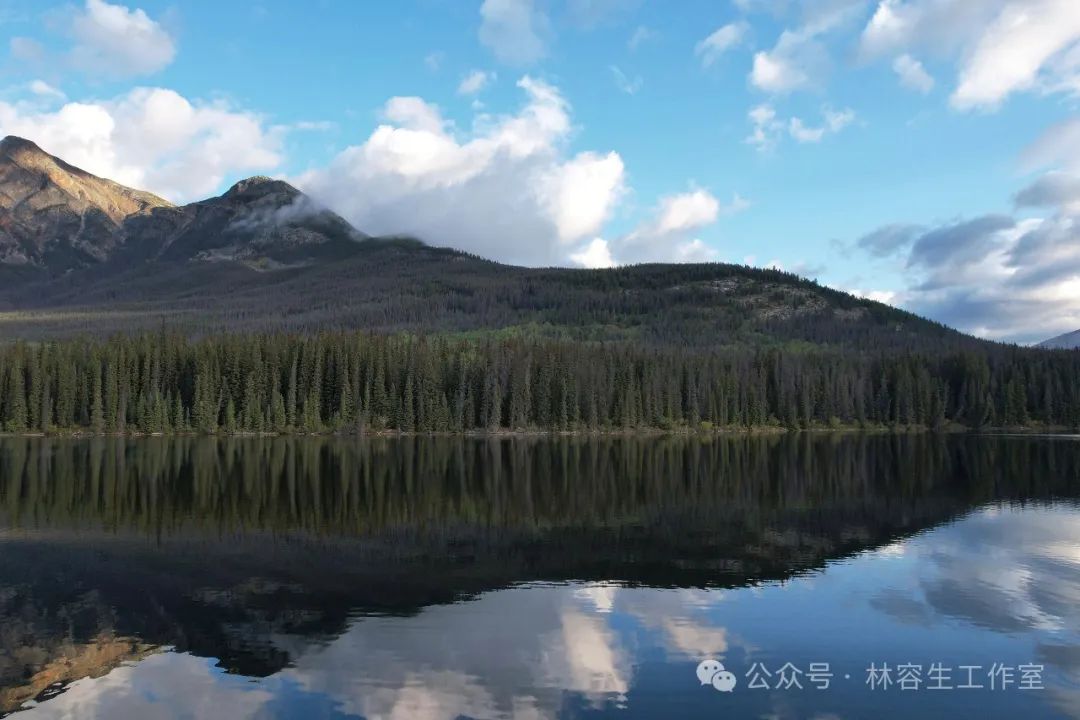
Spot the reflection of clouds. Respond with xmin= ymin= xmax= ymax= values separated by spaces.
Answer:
xmin=1039 ymin=644 xmax=1080 ymax=720
xmin=868 ymin=506 xmax=1080 ymax=718
xmin=575 ymin=581 xmax=618 ymax=613
xmin=282 ymin=585 xmax=634 ymax=719
xmin=20 ymin=653 xmax=274 ymax=720
xmin=659 ymin=618 xmax=728 ymax=657
xmin=22 ymin=582 xmax=733 ymax=720
xmin=555 ymin=610 xmax=629 ymax=697
xmin=604 ymin=588 xmax=731 ymax=661
xmin=874 ymin=508 xmax=1080 ymax=636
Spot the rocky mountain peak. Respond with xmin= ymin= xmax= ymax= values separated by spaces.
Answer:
xmin=0 ymin=136 xmax=173 ymax=269
xmin=223 ymin=176 xmax=301 ymax=202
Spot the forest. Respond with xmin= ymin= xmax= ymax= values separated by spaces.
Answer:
xmin=0 ymin=331 xmax=1077 ymax=435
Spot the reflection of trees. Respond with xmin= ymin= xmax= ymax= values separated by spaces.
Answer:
xmin=1 ymin=435 xmax=1075 ymax=537
xmin=0 ymin=435 xmax=1076 ymax=706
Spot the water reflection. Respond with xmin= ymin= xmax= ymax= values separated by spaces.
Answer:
xmin=0 ymin=434 xmax=1078 ymax=718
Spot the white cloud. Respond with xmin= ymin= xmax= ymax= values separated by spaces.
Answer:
xmin=382 ymin=96 xmax=447 ymax=134
xmin=572 ymin=189 xmax=745 ymax=267
xmin=571 ymin=238 xmax=617 ymax=268
xmin=458 ymin=70 xmax=495 ymax=96
xmin=746 ymin=103 xmax=783 ymax=149
xmin=750 ymin=104 xmax=854 ymax=148
xmin=695 ymin=22 xmax=748 ymax=67
xmin=952 ymin=0 xmax=1080 ymax=110
xmin=296 ymin=77 xmax=628 ymax=267
xmin=859 ymin=0 xmax=918 ymax=57
xmin=29 ymin=79 xmax=65 ymax=101
xmin=751 ymin=31 xmax=822 ymax=93
xmin=539 ymin=150 xmax=626 ymax=243
xmin=479 ymin=0 xmax=550 ymax=66
xmin=651 ymin=189 xmax=721 ymax=234
xmin=66 ymin=0 xmax=177 ymax=78
xmin=0 ymin=86 xmax=283 ymax=202
xmin=790 ymin=106 xmax=856 ymax=142
xmin=893 ymin=53 xmax=934 ymax=93
xmin=293 ymin=120 xmax=336 ymax=132
xmin=789 ymin=117 xmax=825 ymax=142
xmin=609 ymin=65 xmax=643 ymax=94
xmin=612 ymin=189 xmax=727 ymax=265
xmin=849 ymin=287 xmax=901 ymax=305
xmin=860 ymin=0 xmax=1080 ymax=110
xmin=750 ymin=0 xmax=865 ymax=94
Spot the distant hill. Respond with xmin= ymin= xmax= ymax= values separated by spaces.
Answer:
xmin=1039 ymin=329 xmax=1080 ymax=349
xmin=0 ymin=135 xmax=992 ymax=350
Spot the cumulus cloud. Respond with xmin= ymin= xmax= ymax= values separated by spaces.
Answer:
xmin=751 ymin=31 xmax=826 ymax=93
xmin=574 ymin=189 xmax=747 ymax=268
xmin=860 ymin=0 xmax=1080 ymax=110
xmin=296 ymin=77 xmax=629 ymax=266
xmin=0 ymin=86 xmax=283 ymax=202
xmin=571 ymin=238 xmax=617 ymax=268
xmin=65 ymin=0 xmax=177 ymax=78
xmin=458 ymin=70 xmax=496 ymax=96
xmin=479 ymin=0 xmax=550 ymax=66
xmin=892 ymin=53 xmax=934 ymax=93
xmin=695 ymin=22 xmax=748 ymax=67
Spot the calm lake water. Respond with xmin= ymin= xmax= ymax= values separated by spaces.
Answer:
xmin=0 ymin=435 xmax=1079 ymax=719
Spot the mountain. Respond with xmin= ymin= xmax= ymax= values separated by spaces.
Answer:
xmin=0 ymin=136 xmax=171 ymax=269
xmin=0 ymin=136 xmax=989 ymax=350
xmin=1039 ymin=329 xmax=1080 ymax=349
xmin=0 ymin=136 xmax=366 ymax=275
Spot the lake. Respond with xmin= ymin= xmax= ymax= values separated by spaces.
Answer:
xmin=0 ymin=434 xmax=1078 ymax=719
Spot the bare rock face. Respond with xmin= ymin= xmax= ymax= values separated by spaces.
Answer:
xmin=0 ymin=137 xmax=368 ymax=274
xmin=0 ymin=136 xmax=172 ymax=270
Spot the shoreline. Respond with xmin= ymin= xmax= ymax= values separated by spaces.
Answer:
xmin=1 ymin=424 xmax=1076 ymax=440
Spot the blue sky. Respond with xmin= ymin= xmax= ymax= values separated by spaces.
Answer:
xmin=1 ymin=0 xmax=1079 ymax=343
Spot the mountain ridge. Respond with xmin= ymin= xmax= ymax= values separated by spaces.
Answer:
xmin=1039 ymin=329 xmax=1080 ymax=349
xmin=0 ymin=136 xmax=367 ymax=274
xmin=0 ymin=135 xmax=1018 ymax=351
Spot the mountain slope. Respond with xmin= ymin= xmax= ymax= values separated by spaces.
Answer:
xmin=1039 ymin=329 xmax=1080 ymax=349
xmin=0 ymin=135 xmax=990 ymax=350
xmin=0 ymin=136 xmax=171 ymax=270
xmin=0 ymin=136 xmax=368 ymax=274
xmin=121 ymin=175 xmax=368 ymax=269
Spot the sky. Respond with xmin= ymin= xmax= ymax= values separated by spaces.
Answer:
xmin=0 ymin=0 xmax=1078 ymax=344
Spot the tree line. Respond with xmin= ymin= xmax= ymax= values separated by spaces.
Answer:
xmin=0 ymin=332 xmax=1078 ymax=434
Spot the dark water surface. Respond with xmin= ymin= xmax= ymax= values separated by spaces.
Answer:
xmin=0 ymin=435 xmax=1078 ymax=719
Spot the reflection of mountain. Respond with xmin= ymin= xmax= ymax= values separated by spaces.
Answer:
xmin=0 ymin=435 xmax=1078 ymax=714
